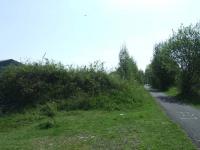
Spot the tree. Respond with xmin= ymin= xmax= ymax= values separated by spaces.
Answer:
xmin=144 ymin=64 xmax=153 ymax=85
xmin=117 ymin=45 xmax=140 ymax=82
xmin=169 ymin=24 xmax=200 ymax=94
xmin=150 ymin=42 xmax=178 ymax=90
xmin=137 ymin=70 xmax=145 ymax=84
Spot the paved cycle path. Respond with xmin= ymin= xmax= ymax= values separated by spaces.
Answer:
xmin=145 ymin=86 xmax=200 ymax=148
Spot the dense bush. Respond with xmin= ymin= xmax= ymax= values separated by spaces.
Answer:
xmin=0 ymin=61 xmax=143 ymax=112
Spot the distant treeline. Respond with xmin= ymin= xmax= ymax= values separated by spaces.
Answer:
xmin=145 ymin=23 xmax=200 ymax=95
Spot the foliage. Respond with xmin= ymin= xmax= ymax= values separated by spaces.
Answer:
xmin=137 ymin=69 xmax=145 ymax=84
xmin=169 ymin=24 xmax=200 ymax=94
xmin=0 ymin=60 xmax=143 ymax=112
xmin=144 ymin=64 xmax=153 ymax=85
xmin=146 ymin=22 xmax=200 ymax=95
xmin=39 ymin=104 xmax=55 ymax=118
xmin=165 ymin=87 xmax=179 ymax=97
xmin=117 ymin=45 xmax=143 ymax=83
xmin=147 ymin=42 xmax=178 ymax=90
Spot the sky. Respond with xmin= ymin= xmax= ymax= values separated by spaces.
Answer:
xmin=0 ymin=0 xmax=200 ymax=71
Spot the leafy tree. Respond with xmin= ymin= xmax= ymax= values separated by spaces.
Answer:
xmin=137 ymin=70 xmax=145 ymax=84
xmin=117 ymin=45 xmax=140 ymax=82
xmin=146 ymin=22 xmax=200 ymax=95
xmin=169 ymin=24 xmax=200 ymax=94
xmin=150 ymin=42 xmax=178 ymax=90
xmin=144 ymin=64 xmax=153 ymax=85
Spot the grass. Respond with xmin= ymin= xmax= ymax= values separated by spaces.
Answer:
xmin=0 ymin=92 xmax=196 ymax=150
xmin=165 ymin=87 xmax=179 ymax=97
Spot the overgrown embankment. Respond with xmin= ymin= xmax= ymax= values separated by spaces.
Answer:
xmin=0 ymin=61 xmax=144 ymax=113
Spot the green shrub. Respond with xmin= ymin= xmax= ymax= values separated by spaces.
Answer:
xmin=39 ymin=104 xmax=55 ymax=118
xmin=0 ymin=61 xmax=144 ymax=112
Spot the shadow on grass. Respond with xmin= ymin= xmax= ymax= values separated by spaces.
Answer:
xmin=174 ymin=94 xmax=200 ymax=106
xmin=156 ymin=95 xmax=179 ymax=104
xmin=145 ymin=85 xmax=200 ymax=106
xmin=148 ymin=88 xmax=160 ymax=92
xmin=159 ymin=92 xmax=200 ymax=106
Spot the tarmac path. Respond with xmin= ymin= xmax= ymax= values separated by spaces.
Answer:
xmin=145 ymin=85 xmax=200 ymax=148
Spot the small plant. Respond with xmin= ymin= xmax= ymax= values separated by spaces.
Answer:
xmin=38 ymin=104 xmax=57 ymax=129
xmin=39 ymin=104 xmax=55 ymax=118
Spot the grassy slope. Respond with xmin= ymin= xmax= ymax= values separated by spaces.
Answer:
xmin=0 ymin=91 xmax=196 ymax=150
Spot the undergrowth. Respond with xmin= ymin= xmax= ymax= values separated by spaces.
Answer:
xmin=0 ymin=61 xmax=144 ymax=113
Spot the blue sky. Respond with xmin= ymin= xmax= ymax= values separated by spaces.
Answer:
xmin=0 ymin=0 xmax=200 ymax=70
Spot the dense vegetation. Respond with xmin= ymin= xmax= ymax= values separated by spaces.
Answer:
xmin=0 ymin=47 xmax=144 ymax=114
xmin=145 ymin=23 xmax=200 ymax=96
xmin=0 ymin=45 xmax=196 ymax=149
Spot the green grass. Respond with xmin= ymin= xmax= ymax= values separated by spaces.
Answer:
xmin=165 ymin=87 xmax=179 ymax=97
xmin=0 ymin=92 xmax=196 ymax=150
